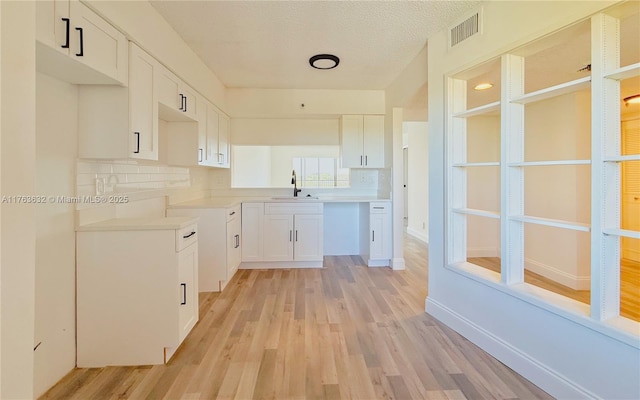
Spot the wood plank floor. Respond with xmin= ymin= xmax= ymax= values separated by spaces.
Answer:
xmin=469 ymin=257 xmax=640 ymax=322
xmin=41 ymin=235 xmax=551 ymax=400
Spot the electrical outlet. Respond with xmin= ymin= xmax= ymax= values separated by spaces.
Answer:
xmin=95 ymin=177 xmax=105 ymax=196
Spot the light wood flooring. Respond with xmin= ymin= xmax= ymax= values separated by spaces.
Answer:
xmin=468 ymin=257 xmax=640 ymax=322
xmin=41 ymin=235 xmax=551 ymax=400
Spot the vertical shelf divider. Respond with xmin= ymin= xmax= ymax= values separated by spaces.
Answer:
xmin=591 ymin=13 xmax=621 ymax=321
xmin=447 ymin=77 xmax=468 ymax=265
xmin=501 ymin=54 xmax=525 ymax=285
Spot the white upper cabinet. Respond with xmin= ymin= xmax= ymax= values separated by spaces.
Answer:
xmin=156 ymin=65 xmax=198 ymax=122
xmin=78 ymin=43 xmax=158 ymax=160
xmin=128 ymin=44 xmax=158 ymax=160
xmin=218 ymin=113 xmax=230 ymax=168
xmin=206 ymin=106 xmax=220 ymax=166
xmin=36 ymin=0 xmax=127 ymax=85
xmin=340 ymin=115 xmax=385 ymax=168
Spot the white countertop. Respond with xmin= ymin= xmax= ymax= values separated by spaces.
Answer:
xmin=77 ymin=216 xmax=198 ymax=232
xmin=168 ymin=196 xmax=391 ymax=209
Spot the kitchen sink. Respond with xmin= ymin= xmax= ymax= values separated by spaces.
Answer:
xmin=271 ymin=196 xmax=319 ymax=200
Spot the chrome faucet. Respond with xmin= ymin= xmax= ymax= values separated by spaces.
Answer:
xmin=291 ymin=170 xmax=302 ymax=197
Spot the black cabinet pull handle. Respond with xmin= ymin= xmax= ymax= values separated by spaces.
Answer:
xmin=183 ymin=96 xmax=187 ymax=112
xmin=289 ymin=230 xmax=292 ymax=242
xmin=183 ymin=231 xmax=196 ymax=239
xmin=61 ymin=18 xmax=70 ymax=48
xmin=199 ymin=148 xmax=203 ymax=162
xmin=235 ymin=234 xmax=240 ymax=248
xmin=75 ymin=27 xmax=83 ymax=56
xmin=180 ymin=283 xmax=186 ymax=305
xmin=365 ymin=155 xmax=368 ymax=166
xmin=372 ymin=230 xmax=375 ymax=242
xmin=360 ymin=155 xmax=363 ymax=166
xmin=133 ymin=132 xmax=140 ymax=154
xmin=179 ymin=94 xmax=184 ymax=111
xmin=229 ymin=211 xmax=236 ymax=216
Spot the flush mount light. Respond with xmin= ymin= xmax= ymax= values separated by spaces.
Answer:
xmin=309 ymin=54 xmax=340 ymax=70
xmin=474 ymin=82 xmax=493 ymax=91
xmin=623 ymin=94 xmax=640 ymax=106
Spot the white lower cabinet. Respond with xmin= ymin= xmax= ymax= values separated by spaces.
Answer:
xmin=168 ymin=204 xmax=241 ymax=292
xmin=360 ymin=201 xmax=392 ymax=267
xmin=242 ymin=202 xmax=324 ymax=266
xmin=76 ymin=221 xmax=199 ymax=367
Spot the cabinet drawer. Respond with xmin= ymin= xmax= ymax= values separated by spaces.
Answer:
xmin=264 ymin=202 xmax=323 ymax=215
xmin=370 ymin=202 xmax=389 ymax=214
xmin=176 ymin=224 xmax=198 ymax=252
xmin=226 ymin=204 xmax=241 ymax=222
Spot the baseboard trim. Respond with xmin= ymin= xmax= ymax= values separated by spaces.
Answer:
xmin=239 ymin=260 xmax=322 ymax=269
xmin=525 ymin=258 xmax=590 ymax=290
xmin=425 ymin=297 xmax=597 ymax=400
xmin=391 ymin=257 xmax=406 ymax=270
xmin=406 ymin=227 xmax=428 ymax=244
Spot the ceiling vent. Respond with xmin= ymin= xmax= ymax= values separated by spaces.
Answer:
xmin=449 ymin=10 xmax=481 ymax=48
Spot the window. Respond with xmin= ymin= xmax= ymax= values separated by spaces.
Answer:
xmin=293 ymin=157 xmax=349 ymax=188
xmin=446 ymin=6 xmax=640 ymax=327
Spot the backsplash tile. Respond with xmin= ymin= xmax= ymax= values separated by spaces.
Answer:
xmin=76 ymin=160 xmax=190 ymax=200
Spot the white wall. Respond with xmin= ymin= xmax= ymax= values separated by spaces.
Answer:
xmin=467 ymin=116 xmax=500 ymax=256
xmin=404 ymin=121 xmax=429 ymax=243
xmin=426 ymin=1 xmax=639 ymax=399
xmin=232 ymin=118 xmax=339 ymax=146
xmin=1 ymin=2 xmax=36 ymax=398
xmin=524 ymin=91 xmax=592 ymax=289
xmin=227 ymin=88 xmax=385 ymax=118
xmin=34 ymin=72 xmax=78 ymax=397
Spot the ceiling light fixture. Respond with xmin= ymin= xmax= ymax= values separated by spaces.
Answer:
xmin=474 ymin=82 xmax=493 ymax=91
xmin=309 ymin=54 xmax=340 ymax=70
xmin=623 ymin=94 xmax=640 ymax=106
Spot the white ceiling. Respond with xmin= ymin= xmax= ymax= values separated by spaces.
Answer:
xmin=149 ymin=0 xmax=479 ymax=90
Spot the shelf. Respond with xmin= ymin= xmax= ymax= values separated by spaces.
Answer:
xmin=453 ymin=101 xmax=501 ymax=118
xmin=452 ymin=162 xmax=500 ymax=167
xmin=509 ymin=215 xmax=590 ymax=232
xmin=452 ymin=208 xmax=500 ymax=219
xmin=508 ymin=160 xmax=591 ymax=167
xmin=603 ymin=228 xmax=640 ymax=240
xmin=604 ymin=63 xmax=640 ymax=80
xmin=604 ymin=155 xmax=640 ymax=162
xmin=511 ymin=77 xmax=591 ymax=105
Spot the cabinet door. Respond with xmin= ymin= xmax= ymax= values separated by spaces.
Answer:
xmin=69 ymin=1 xmax=127 ymax=84
xmin=178 ymin=244 xmax=198 ymax=343
xmin=341 ymin=115 xmax=364 ymax=168
xmin=363 ymin=115 xmax=385 ymax=168
xmin=370 ymin=213 xmax=385 ymax=259
xmin=206 ymin=106 xmax=220 ymax=165
xmin=129 ymin=44 xmax=158 ymax=160
xmin=226 ymin=216 xmax=242 ymax=279
xmin=180 ymin=83 xmax=198 ymax=121
xmin=218 ymin=114 xmax=230 ymax=168
xmin=156 ymin=65 xmax=181 ymax=111
xmin=294 ymin=214 xmax=324 ymax=262
xmin=196 ymin=97 xmax=208 ymax=166
xmin=36 ymin=0 xmax=69 ymax=53
xmin=241 ymin=203 xmax=264 ymax=262
xmin=263 ymin=215 xmax=294 ymax=261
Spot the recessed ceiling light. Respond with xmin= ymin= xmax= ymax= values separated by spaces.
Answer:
xmin=309 ymin=54 xmax=340 ymax=70
xmin=623 ymin=94 xmax=640 ymax=106
xmin=474 ymin=82 xmax=493 ymax=91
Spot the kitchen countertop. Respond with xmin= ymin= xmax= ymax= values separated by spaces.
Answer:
xmin=167 ymin=196 xmax=391 ymax=209
xmin=76 ymin=216 xmax=198 ymax=232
